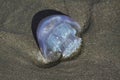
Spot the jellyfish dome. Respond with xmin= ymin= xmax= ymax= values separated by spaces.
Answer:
xmin=36 ymin=15 xmax=82 ymax=64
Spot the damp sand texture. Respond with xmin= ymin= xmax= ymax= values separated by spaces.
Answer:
xmin=0 ymin=0 xmax=120 ymax=80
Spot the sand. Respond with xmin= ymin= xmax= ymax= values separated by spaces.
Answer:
xmin=0 ymin=0 xmax=120 ymax=80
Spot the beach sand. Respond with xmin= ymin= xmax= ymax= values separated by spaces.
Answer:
xmin=0 ymin=0 xmax=120 ymax=80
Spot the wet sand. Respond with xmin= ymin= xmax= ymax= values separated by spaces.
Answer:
xmin=0 ymin=0 xmax=120 ymax=80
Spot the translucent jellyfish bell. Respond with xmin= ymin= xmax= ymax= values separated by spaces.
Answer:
xmin=36 ymin=15 xmax=82 ymax=64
